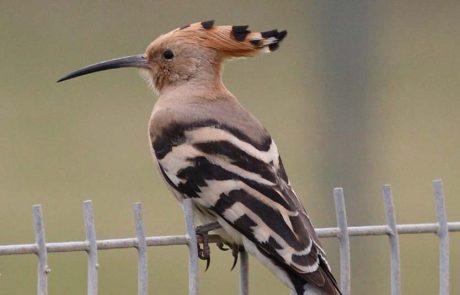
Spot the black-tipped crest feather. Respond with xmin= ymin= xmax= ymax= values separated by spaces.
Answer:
xmin=201 ymin=20 xmax=215 ymax=30
xmin=231 ymin=25 xmax=251 ymax=41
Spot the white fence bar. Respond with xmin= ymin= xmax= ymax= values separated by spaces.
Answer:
xmin=83 ymin=201 xmax=98 ymax=295
xmin=32 ymin=205 xmax=49 ymax=295
xmin=183 ymin=199 xmax=199 ymax=295
xmin=433 ymin=180 xmax=449 ymax=295
xmin=239 ymin=250 xmax=249 ymax=295
xmin=133 ymin=203 xmax=148 ymax=295
xmin=382 ymin=185 xmax=401 ymax=295
xmin=333 ymin=188 xmax=351 ymax=295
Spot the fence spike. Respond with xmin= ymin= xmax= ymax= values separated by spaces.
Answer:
xmin=83 ymin=201 xmax=98 ymax=295
xmin=333 ymin=188 xmax=350 ymax=295
xmin=183 ymin=199 xmax=199 ymax=295
xmin=383 ymin=185 xmax=401 ymax=295
xmin=432 ymin=180 xmax=449 ymax=295
xmin=32 ymin=205 xmax=49 ymax=295
xmin=133 ymin=202 xmax=148 ymax=295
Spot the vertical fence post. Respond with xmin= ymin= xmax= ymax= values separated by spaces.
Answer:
xmin=383 ymin=185 xmax=401 ymax=295
xmin=32 ymin=205 xmax=49 ymax=295
xmin=333 ymin=188 xmax=350 ymax=295
xmin=83 ymin=201 xmax=98 ymax=295
xmin=183 ymin=199 xmax=199 ymax=295
xmin=133 ymin=202 xmax=148 ymax=295
xmin=239 ymin=250 xmax=249 ymax=295
xmin=433 ymin=180 xmax=449 ymax=295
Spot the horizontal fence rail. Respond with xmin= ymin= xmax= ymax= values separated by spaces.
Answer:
xmin=0 ymin=179 xmax=459 ymax=295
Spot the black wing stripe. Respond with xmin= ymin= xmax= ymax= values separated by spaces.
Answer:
xmin=158 ymin=119 xmax=272 ymax=152
xmin=240 ymin=177 xmax=291 ymax=210
xmin=233 ymin=213 xmax=259 ymax=229
xmin=152 ymin=136 xmax=173 ymax=160
xmin=175 ymin=156 xmax=292 ymax=209
xmin=213 ymin=189 xmax=306 ymax=251
xmin=158 ymin=164 xmax=181 ymax=192
xmin=194 ymin=140 xmax=276 ymax=182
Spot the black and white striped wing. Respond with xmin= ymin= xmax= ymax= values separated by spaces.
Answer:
xmin=153 ymin=120 xmax=337 ymax=292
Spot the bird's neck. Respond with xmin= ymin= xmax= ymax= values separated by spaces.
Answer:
xmin=157 ymin=57 xmax=231 ymax=100
xmin=158 ymin=73 xmax=231 ymax=100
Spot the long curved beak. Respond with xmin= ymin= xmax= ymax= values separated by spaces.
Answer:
xmin=57 ymin=54 xmax=149 ymax=82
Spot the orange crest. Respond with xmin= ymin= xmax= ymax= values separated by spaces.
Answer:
xmin=161 ymin=20 xmax=287 ymax=58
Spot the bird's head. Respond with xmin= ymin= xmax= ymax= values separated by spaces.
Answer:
xmin=58 ymin=20 xmax=287 ymax=93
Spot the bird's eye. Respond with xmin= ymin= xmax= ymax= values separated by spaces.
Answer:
xmin=162 ymin=49 xmax=174 ymax=60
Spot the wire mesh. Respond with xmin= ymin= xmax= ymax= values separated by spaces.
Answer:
xmin=1 ymin=179 xmax=459 ymax=295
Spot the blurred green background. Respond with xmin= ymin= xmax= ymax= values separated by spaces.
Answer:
xmin=1 ymin=1 xmax=459 ymax=294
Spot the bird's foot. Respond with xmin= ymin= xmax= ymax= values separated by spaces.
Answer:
xmin=215 ymin=241 xmax=243 ymax=270
xmin=195 ymin=222 xmax=243 ymax=271
xmin=195 ymin=222 xmax=221 ymax=271
xmin=216 ymin=241 xmax=230 ymax=251
xmin=230 ymin=244 xmax=244 ymax=271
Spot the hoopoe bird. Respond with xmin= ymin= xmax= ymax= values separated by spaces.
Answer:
xmin=59 ymin=20 xmax=340 ymax=295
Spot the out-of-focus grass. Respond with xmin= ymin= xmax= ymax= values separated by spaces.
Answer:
xmin=1 ymin=1 xmax=459 ymax=294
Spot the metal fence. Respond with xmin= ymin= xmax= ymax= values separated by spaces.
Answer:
xmin=0 ymin=179 xmax=459 ymax=295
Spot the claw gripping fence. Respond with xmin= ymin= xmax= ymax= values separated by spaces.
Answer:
xmin=0 ymin=179 xmax=459 ymax=295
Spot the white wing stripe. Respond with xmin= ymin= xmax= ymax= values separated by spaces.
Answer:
xmin=185 ymin=127 xmax=280 ymax=165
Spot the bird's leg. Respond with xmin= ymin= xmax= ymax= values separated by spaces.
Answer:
xmin=196 ymin=221 xmax=221 ymax=233
xmin=195 ymin=221 xmax=221 ymax=271
xmin=197 ymin=233 xmax=211 ymax=270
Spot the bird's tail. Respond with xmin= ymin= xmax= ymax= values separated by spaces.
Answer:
xmin=291 ymin=282 xmax=342 ymax=295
